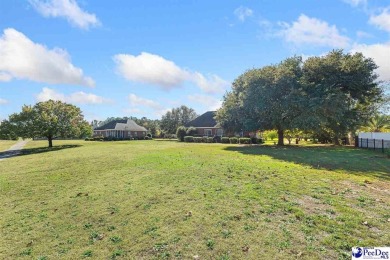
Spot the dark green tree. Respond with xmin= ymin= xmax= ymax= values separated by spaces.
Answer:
xmin=0 ymin=120 xmax=18 ymax=140
xmin=217 ymin=50 xmax=383 ymax=145
xmin=160 ymin=105 xmax=197 ymax=134
xmin=217 ymin=57 xmax=306 ymax=145
xmin=8 ymin=100 xmax=92 ymax=147
xmin=302 ymin=50 xmax=382 ymax=144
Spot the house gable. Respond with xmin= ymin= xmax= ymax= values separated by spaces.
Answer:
xmin=185 ymin=111 xmax=219 ymax=128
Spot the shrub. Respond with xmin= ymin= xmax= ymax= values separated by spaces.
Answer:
xmin=145 ymin=136 xmax=149 ymax=140
xmin=146 ymin=133 xmax=152 ymax=138
xmin=207 ymin=137 xmax=214 ymax=143
xmin=202 ymin=136 xmax=208 ymax=143
xmin=184 ymin=136 xmax=194 ymax=142
xmin=229 ymin=137 xmax=238 ymax=144
xmin=251 ymin=137 xmax=258 ymax=144
xmin=176 ymin=126 xmax=187 ymax=142
xmin=194 ymin=137 xmax=203 ymax=143
xmin=213 ymin=136 xmax=222 ymax=143
xmin=221 ymin=137 xmax=230 ymax=143
xmin=239 ymin=138 xmax=251 ymax=144
xmin=186 ymin=127 xmax=197 ymax=137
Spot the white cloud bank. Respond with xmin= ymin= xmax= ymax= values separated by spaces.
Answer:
xmin=279 ymin=14 xmax=350 ymax=48
xmin=234 ymin=6 xmax=253 ymax=22
xmin=113 ymin=52 xmax=229 ymax=94
xmin=36 ymin=87 xmax=111 ymax=104
xmin=0 ymin=28 xmax=94 ymax=87
xmin=352 ymin=42 xmax=390 ymax=81
xmin=29 ymin=0 xmax=100 ymax=29
xmin=369 ymin=8 xmax=390 ymax=33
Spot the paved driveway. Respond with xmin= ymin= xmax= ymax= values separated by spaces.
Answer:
xmin=0 ymin=140 xmax=29 ymax=161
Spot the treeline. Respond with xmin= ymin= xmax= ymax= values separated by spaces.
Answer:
xmin=216 ymin=50 xmax=388 ymax=145
xmin=92 ymin=105 xmax=198 ymax=138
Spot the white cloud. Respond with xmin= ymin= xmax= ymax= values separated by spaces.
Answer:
xmin=36 ymin=87 xmax=111 ymax=104
xmin=114 ymin=52 xmax=229 ymax=94
xmin=356 ymin=30 xmax=373 ymax=38
xmin=128 ymin=94 xmax=163 ymax=111
xmin=192 ymin=72 xmax=229 ymax=94
xmin=279 ymin=14 xmax=350 ymax=48
xmin=0 ymin=98 xmax=9 ymax=105
xmin=114 ymin=52 xmax=189 ymax=89
xmin=0 ymin=28 xmax=94 ymax=87
xmin=188 ymin=94 xmax=222 ymax=111
xmin=0 ymin=72 xmax=12 ymax=82
xmin=234 ymin=6 xmax=253 ymax=22
xmin=351 ymin=42 xmax=390 ymax=81
xmin=125 ymin=93 xmax=169 ymax=117
xmin=29 ymin=0 xmax=100 ymax=29
xmin=343 ymin=0 xmax=367 ymax=7
xmin=369 ymin=8 xmax=390 ymax=33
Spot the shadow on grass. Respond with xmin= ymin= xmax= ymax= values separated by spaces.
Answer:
xmin=154 ymin=139 xmax=179 ymax=142
xmin=19 ymin=145 xmax=82 ymax=156
xmin=223 ymin=145 xmax=390 ymax=180
xmin=0 ymin=145 xmax=82 ymax=160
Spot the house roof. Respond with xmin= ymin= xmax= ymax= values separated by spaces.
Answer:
xmin=185 ymin=111 xmax=220 ymax=128
xmin=94 ymin=119 xmax=147 ymax=132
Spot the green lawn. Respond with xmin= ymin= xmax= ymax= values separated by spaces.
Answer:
xmin=0 ymin=140 xmax=389 ymax=259
xmin=0 ymin=139 xmax=18 ymax=152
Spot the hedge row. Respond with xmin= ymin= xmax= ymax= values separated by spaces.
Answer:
xmin=183 ymin=136 xmax=263 ymax=144
xmin=85 ymin=136 xmax=152 ymax=141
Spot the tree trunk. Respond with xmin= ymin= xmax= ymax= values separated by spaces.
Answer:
xmin=333 ymin=136 xmax=340 ymax=146
xmin=48 ymin=136 xmax=53 ymax=148
xmin=277 ymin=129 xmax=284 ymax=146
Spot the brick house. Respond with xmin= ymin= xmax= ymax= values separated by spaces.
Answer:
xmin=185 ymin=111 xmax=224 ymax=137
xmin=93 ymin=119 xmax=148 ymax=139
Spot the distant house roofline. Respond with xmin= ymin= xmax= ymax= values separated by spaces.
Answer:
xmin=185 ymin=111 xmax=219 ymax=128
xmin=94 ymin=119 xmax=147 ymax=132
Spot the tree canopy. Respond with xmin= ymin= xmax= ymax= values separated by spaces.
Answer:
xmin=217 ymin=50 xmax=383 ymax=145
xmin=7 ymin=100 xmax=92 ymax=147
xmin=160 ymin=105 xmax=197 ymax=134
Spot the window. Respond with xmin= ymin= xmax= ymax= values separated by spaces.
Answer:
xmin=134 ymin=132 xmax=138 ymax=136
xmin=216 ymin=129 xmax=223 ymax=136
xmin=204 ymin=129 xmax=212 ymax=136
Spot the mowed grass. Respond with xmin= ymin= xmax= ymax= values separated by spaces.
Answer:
xmin=0 ymin=140 xmax=389 ymax=259
xmin=0 ymin=140 xmax=18 ymax=152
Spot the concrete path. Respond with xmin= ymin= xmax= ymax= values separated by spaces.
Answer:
xmin=0 ymin=140 xmax=29 ymax=161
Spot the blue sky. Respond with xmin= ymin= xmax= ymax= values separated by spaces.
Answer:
xmin=0 ymin=0 xmax=389 ymax=121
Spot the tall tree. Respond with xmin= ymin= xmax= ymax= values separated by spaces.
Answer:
xmin=302 ymin=50 xmax=382 ymax=144
xmin=217 ymin=50 xmax=383 ymax=145
xmin=160 ymin=105 xmax=197 ymax=134
xmin=8 ymin=100 xmax=92 ymax=147
xmin=217 ymin=57 xmax=306 ymax=145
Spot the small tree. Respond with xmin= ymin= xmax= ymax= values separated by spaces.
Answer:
xmin=8 ymin=100 xmax=92 ymax=147
xmin=0 ymin=120 xmax=18 ymax=140
xmin=176 ymin=126 xmax=187 ymax=142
